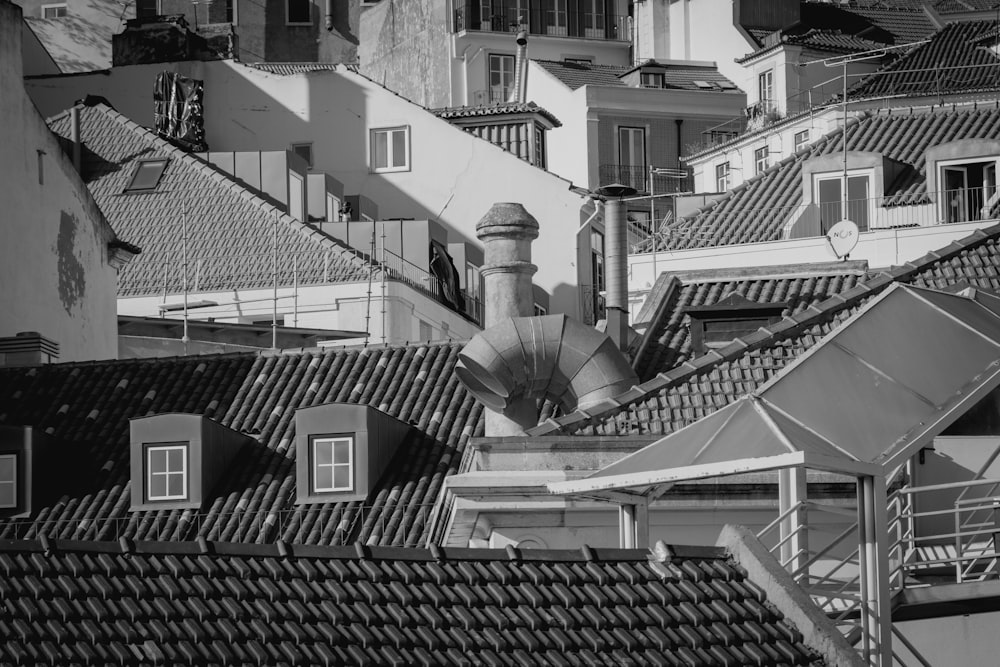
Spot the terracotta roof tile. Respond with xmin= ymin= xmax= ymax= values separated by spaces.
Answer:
xmin=432 ymin=101 xmax=562 ymax=126
xmin=0 ymin=538 xmax=830 ymax=665
xmin=533 ymin=59 xmax=736 ymax=92
xmin=46 ymin=103 xmax=375 ymax=296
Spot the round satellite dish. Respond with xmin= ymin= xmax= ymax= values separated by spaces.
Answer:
xmin=826 ymin=219 xmax=860 ymax=259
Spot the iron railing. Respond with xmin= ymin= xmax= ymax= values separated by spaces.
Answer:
xmin=597 ymin=164 xmax=693 ymax=195
xmin=453 ymin=1 xmax=629 ymax=42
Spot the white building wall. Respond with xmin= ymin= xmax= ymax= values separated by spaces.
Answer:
xmin=27 ymin=61 xmax=591 ymax=319
xmin=1 ymin=1 xmax=120 ymax=362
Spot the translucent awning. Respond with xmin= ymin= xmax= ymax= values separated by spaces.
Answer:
xmin=549 ymin=284 xmax=1000 ymax=499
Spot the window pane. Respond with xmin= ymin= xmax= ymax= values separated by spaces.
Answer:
xmin=847 ymin=176 xmax=870 ymax=231
xmin=817 ymin=178 xmax=842 ymax=230
xmin=288 ymin=0 xmax=310 ymax=22
xmin=374 ymin=132 xmax=388 ymax=169
xmin=167 ymin=448 xmax=184 ymax=471
xmin=334 ymin=466 xmax=350 ymax=489
xmin=391 ymin=130 xmax=407 ymax=168
xmin=334 ymin=440 xmax=351 ymax=464
xmin=149 ymin=474 xmax=167 ymax=499
xmin=0 ymin=456 xmax=14 ymax=481
xmin=167 ymin=473 xmax=184 ymax=498
xmin=315 ymin=466 xmax=333 ymax=491
xmin=128 ymin=160 xmax=167 ymax=191
xmin=0 ymin=482 xmax=15 ymax=507
xmin=315 ymin=441 xmax=332 ymax=466
xmin=149 ymin=449 xmax=167 ymax=474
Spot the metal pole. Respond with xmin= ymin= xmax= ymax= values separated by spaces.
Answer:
xmin=380 ymin=221 xmax=387 ymax=345
xmin=619 ymin=504 xmax=636 ymax=548
xmin=272 ymin=212 xmax=278 ymax=350
xmin=182 ymin=205 xmax=190 ymax=355
xmin=650 ymin=165 xmax=657 ymax=282
xmin=842 ymin=60 xmax=849 ymax=222
xmin=292 ymin=254 xmax=298 ymax=327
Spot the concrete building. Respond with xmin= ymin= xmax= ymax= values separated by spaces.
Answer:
xmin=0 ymin=0 xmax=136 ymax=363
xmin=26 ymin=59 xmax=596 ymax=320
xmin=358 ymin=0 xmax=632 ymax=109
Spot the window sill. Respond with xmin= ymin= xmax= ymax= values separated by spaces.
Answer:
xmin=371 ymin=167 xmax=410 ymax=174
xmin=130 ymin=498 xmax=201 ymax=512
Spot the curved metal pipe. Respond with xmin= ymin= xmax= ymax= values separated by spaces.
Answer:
xmin=456 ymin=315 xmax=638 ymax=421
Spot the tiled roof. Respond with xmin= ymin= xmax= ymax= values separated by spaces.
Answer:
xmin=243 ymin=62 xmax=343 ymax=75
xmin=660 ymin=105 xmax=1000 ymax=251
xmin=848 ymin=20 xmax=1000 ymax=100
xmin=431 ymin=101 xmax=562 ymax=127
xmin=532 ymin=59 xmax=737 ymax=92
xmin=532 ymin=221 xmax=1000 ymax=436
xmin=848 ymin=7 xmax=937 ymax=44
xmin=0 ymin=537 xmax=828 ymax=666
xmin=632 ymin=264 xmax=869 ymax=382
xmin=47 ymin=103 xmax=374 ymax=296
xmin=739 ymin=29 xmax=892 ymax=63
xmin=0 ymin=343 xmax=483 ymax=545
xmin=532 ymin=59 xmax=629 ymax=89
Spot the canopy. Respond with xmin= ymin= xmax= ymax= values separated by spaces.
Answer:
xmin=549 ymin=284 xmax=1000 ymax=499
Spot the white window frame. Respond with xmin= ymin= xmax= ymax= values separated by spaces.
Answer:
xmin=758 ymin=69 xmax=774 ymax=110
xmin=0 ymin=454 xmax=16 ymax=509
xmin=288 ymin=171 xmax=305 ymax=221
xmin=716 ymin=162 xmax=731 ymax=192
xmin=370 ymin=126 xmax=411 ymax=173
xmin=146 ymin=444 xmax=188 ymax=501
xmin=812 ymin=169 xmax=875 ymax=232
xmin=937 ymin=156 xmax=1000 ymax=224
xmin=285 ymin=0 xmax=312 ymax=25
xmin=312 ymin=436 xmax=354 ymax=493
xmin=754 ymin=146 xmax=769 ymax=174
xmin=41 ymin=3 xmax=67 ymax=17
xmin=488 ymin=53 xmax=515 ymax=103
xmin=793 ymin=129 xmax=810 ymax=153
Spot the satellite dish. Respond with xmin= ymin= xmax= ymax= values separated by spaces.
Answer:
xmin=826 ymin=219 xmax=860 ymax=259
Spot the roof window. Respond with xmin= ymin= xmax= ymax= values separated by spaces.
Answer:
xmin=686 ymin=294 xmax=787 ymax=355
xmin=130 ymin=414 xmax=251 ymax=511
xmin=125 ymin=158 xmax=169 ymax=192
xmin=295 ymin=403 xmax=411 ymax=504
xmin=0 ymin=454 xmax=16 ymax=509
xmin=0 ymin=425 xmax=52 ymax=518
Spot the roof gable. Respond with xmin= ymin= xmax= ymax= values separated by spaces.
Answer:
xmin=46 ymin=103 xmax=375 ymax=296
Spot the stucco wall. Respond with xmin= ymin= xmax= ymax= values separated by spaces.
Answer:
xmin=1 ymin=0 xmax=120 ymax=361
xmin=26 ymin=60 xmax=591 ymax=318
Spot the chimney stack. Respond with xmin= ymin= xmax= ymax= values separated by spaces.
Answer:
xmin=595 ymin=184 xmax=636 ymax=351
xmin=0 ymin=332 xmax=59 ymax=367
xmin=508 ymin=30 xmax=529 ymax=104
xmin=475 ymin=202 xmax=539 ymax=435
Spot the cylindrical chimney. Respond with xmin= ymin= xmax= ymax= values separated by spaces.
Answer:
xmin=475 ymin=202 xmax=539 ymax=435
xmin=595 ymin=184 xmax=636 ymax=350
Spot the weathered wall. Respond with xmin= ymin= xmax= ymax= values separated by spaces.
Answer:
xmin=16 ymin=0 xmax=134 ymax=72
xmin=26 ymin=60 xmax=591 ymax=319
xmin=358 ymin=0 xmax=451 ymax=107
xmin=1 ymin=0 xmax=120 ymax=361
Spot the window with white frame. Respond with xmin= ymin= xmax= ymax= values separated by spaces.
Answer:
xmin=312 ymin=436 xmax=353 ymax=493
xmin=619 ymin=126 xmax=647 ymax=191
xmin=938 ymin=157 xmax=999 ymax=224
xmin=41 ymin=3 xmax=67 ymax=17
xmin=288 ymin=172 xmax=305 ymax=221
xmin=640 ymin=72 xmax=664 ymax=88
xmin=793 ymin=130 xmax=810 ymax=153
xmin=370 ymin=126 xmax=410 ymax=173
xmin=546 ymin=0 xmax=567 ymax=35
xmin=534 ymin=303 xmax=547 ymax=316
xmin=146 ymin=444 xmax=188 ymax=501
xmin=125 ymin=158 xmax=169 ymax=192
xmin=754 ymin=146 xmax=769 ymax=174
xmin=0 ymin=454 xmax=16 ymax=509
xmin=286 ymin=0 xmax=311 ymax=24
xmin=758 ymin=70 xmax=773 ymax=111
xmin=813 ymin=171 xmax=873 ymax=233
xmin=489 ymin=54 xmax=515 ymax=103
xmin=533 ymin=126 xmax=546 ymax=169
xmin=716 ymin=162 xmax=731 ymax=192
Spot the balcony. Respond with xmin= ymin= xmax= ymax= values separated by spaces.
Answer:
xmin=598 ymin=164 xmax=693 ymax=195
xmin=453 ymin=2 xmax=629 ymax=42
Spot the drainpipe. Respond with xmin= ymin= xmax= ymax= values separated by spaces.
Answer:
xmin=70 ymin=106 xmax=82 ymax=174
xmin=596 ymin=184 xmax=636 ymax=351
xmin=325 ymin=0 xmax=333 ymax=30
xmin=508 ymin=30 xmax=528 ymax=104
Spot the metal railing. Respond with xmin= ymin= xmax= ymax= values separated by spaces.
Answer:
xmin=469 ymin=88 xmax=511 ymax=106
xmin=630 ymin=187 xmax=1000 ymax=255
xmin=0 ymin=504 xmax=438 ymax=546
xmin=597 ymin=164 xmax=693 ymax=195
xmin=453 ymin=2 xmax=629 ymax=42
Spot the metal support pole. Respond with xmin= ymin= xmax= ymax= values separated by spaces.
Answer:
xmin=779 ymin=467 xmax=808 ymax=580
xmin=859 ymin=474 xmax=893 ymax=666
xmin=619 ymin=504 xmax=636 ymax=548
xmin=272 ymin=212 xmax=278 ymax=350
xmin=635 ymin=498 xmax=649 ymax=548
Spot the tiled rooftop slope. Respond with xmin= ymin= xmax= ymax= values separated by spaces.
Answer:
xmin=665 ymin=105 xmax=1000 ymax=251
xmin=534 ymin=222 xmax=1000 ymax=436
xmin=0 ymin=538 xmax=825 ymax=666
xmin=47 ymin=103 xmax=374 ymax=296
xmin=0 ymin=343 xmax=483 ymax=545
xmin=849 ymin=20 xmax=1000 ymax=101
xmin=532 ymin=59 xmax=735 ymax=92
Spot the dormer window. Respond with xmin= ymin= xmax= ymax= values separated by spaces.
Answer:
xmin=145 ymin=443 xmax=188 ymax=501
xmin=640 ymin=72 xmax=664 ymax=88
xmin=813 ymin=170 xmax=872 ymax=233
xmin=687 ymin=294 xmax=787 ymax=355
xmin=0 ymin=454 xmax=16 ymax=509
xmin=312 ymin=436 xmax=354 ymax=493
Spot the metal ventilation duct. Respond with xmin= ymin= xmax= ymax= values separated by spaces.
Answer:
xmin=456 ymin=315 xmax=638 ymax=427
xmin=508 ymin=30 xmax=528 ymax=104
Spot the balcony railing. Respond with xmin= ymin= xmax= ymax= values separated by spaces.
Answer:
xmin=598 ymin=164 xmax=693 ymax=195
xmin=453 ymin=2 xmax=629 ymax=42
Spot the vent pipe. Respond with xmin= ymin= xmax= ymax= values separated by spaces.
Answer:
xmin=70 ymin=106 xmax=82 ymax=174
xmin=474 ymin=202 xmax=539 ymax=435
xmin=596 ymin=183 xmax=636 ymax=351
xmin=508 ymin=30 xmax=528 ymax=104
xmin=325 ymin=0 xmax=333 ymax=30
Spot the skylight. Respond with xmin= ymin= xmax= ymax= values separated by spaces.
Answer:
xmin=125 ymin=158 xmax=169 ymax=192
xmin=693 ymin=80 xmax=715 ymax=89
